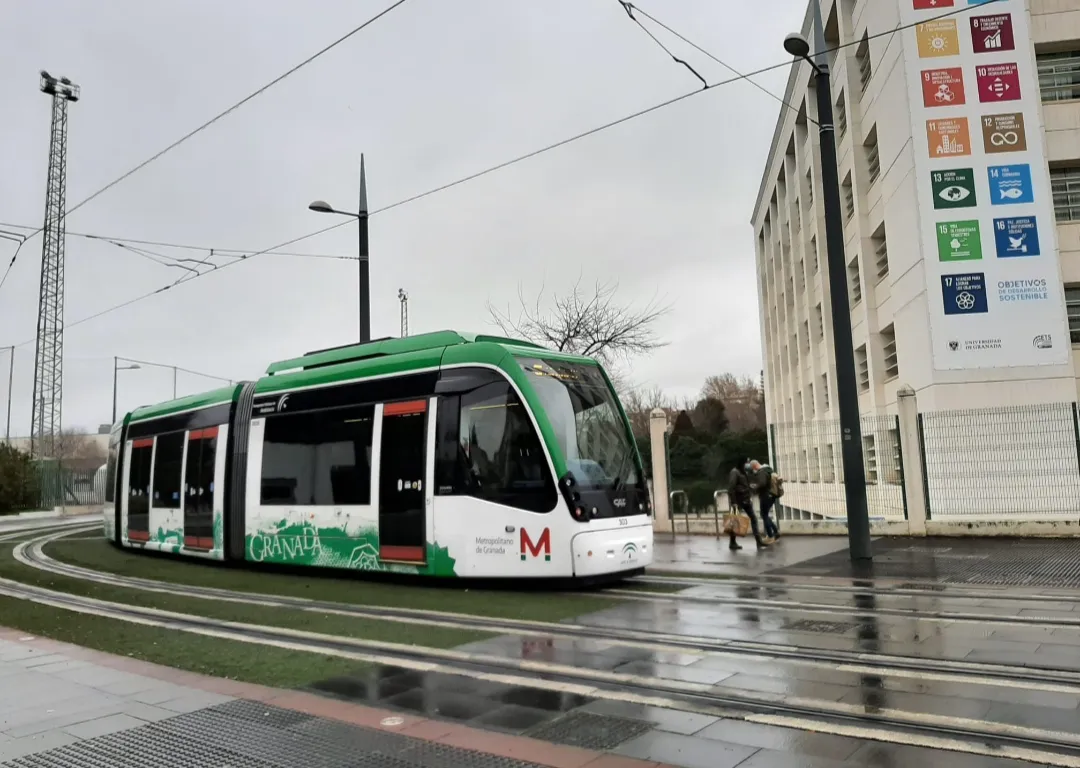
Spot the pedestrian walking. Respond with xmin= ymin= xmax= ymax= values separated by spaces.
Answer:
xmin=750 ymin=459 xmax=781 ymax=541
xmin=726 ymin=456 xmax=768 ymax=550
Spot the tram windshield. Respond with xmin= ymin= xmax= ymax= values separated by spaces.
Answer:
xmin=518 ymin=357 xmax=639 ymax=491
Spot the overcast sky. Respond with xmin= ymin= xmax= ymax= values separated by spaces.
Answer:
xmin=0 ymin=0 xmax=802 ymax=435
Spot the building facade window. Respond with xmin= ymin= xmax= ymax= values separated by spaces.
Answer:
xmin=855 ymin=344 xmax=870 ymax=391
xmin=1037 ymin=51 xmax=1080 ymax=102
xmin=1051 ymin=167 xmax=1080 ymax=222
xmin=1065 ymin=284 xmax=1080 ymax=344
xmin=848 ymin=255 xmax=862 ymax=305
xmin=880 ymin=324 xmax=899 ymax=380
xmin=836 ymin=90 xmax=848 ymax=137
xmin=865 ymin=125 xmax=880 ymax=184
xmin=872 ymin=222 xmax=889 ymax=281
xmin=856 ymin=33 xmax=872 ymax=93
xmin=842 ymin=172 xmax=855 ymax=220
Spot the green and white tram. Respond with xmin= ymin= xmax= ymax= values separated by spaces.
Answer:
xmin=103 ymin=331 xmax=653 ymax=580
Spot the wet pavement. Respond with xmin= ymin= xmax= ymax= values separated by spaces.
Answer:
xmin=6 ymin=532 xmax=1080 ymax=767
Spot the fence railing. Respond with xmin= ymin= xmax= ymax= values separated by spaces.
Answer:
xmin=766 ymin=401 xmax=1080 ymax=525
xmin=919 ymin=402 xmax=1080 ymax=520
xmin=35 ymin=463 xmax=104 ymax=510
xmin=770 ymin=414 xmax=906 ymax=521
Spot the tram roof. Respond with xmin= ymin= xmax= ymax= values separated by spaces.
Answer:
xmin=127 ymin=383 xmax=244 ymax=423
xmin=264 ymin=330 xmax=552 ymax=375
xmin=125 ymin=331 xmax=601 ymax=423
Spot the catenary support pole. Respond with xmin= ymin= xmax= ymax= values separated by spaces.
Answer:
xmin=810 ymin=4 xmax=871 ymax=560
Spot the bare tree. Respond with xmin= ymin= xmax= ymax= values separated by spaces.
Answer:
xmin=52 ymin=429 xmax=107 ymax=466
xmin=700 ymin=374 xmax=765 ymax=433
xmin=489 ymin=279 xmax=669 ymax=366
xmin=620 ymin=384 xmax=674 ymax=437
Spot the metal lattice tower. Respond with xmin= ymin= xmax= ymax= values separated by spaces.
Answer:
xmin=398 ymin=288 xmax=409 ymax=337
xmin=31 ymin=71 xmax=79 ymax=459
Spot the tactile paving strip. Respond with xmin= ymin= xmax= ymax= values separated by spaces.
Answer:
xmin=782 ymin=619 xmax=859 ymax=634
xmin=524 ymin=711 xmax=653 ymax=750
xmin=1 ymin=700 xmax=550 ymax=768
xmin=770 ymin=537 xmax=1080 ymax=587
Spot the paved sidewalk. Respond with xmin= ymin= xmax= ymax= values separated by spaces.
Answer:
xmin=653 ymin=533 xmax=1080 ymax=589
xmin=0 ymin=629 xmax=665 ymax=768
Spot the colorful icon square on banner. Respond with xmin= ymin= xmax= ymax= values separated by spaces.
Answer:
xmin=917 ymin=19 xmax=960 ymax=58
xmin=994 ymin=216 xmax=1041 ymax=258
xmin=981 ymin=112 xmax=1027 ymax=153
xmin=931 ymin=168 xmax=977 ymax=209
xmin=941 ymin=273 xmax=988 ymax=315
xmin=988 ymin=164 xmax=1033 ymax=204
xmin=922 ymin=68 xmax=966 ymax=107
xmin=971 ymin=14 xmax=1015 ymax=53
xmin=936 ymin=220 xmax=983 ymax=262
xmin=927 ymin=117 xmax=971 ymax=157
xmin=915 ymin=0 xmax=954 ymax=8
xmin=976 ymin=62 xmax=1020 ymax=103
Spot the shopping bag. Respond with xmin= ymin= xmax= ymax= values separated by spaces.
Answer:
xmin=722 ymin=511 xmax=751 ymax=537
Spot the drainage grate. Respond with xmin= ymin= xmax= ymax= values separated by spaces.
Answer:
xmin=770 ymin=537 xmax=1080 ymax=587
xmin=525 ymin=711 xmax=652 ymax=750
xmin=782 ymin=619 xmax=858 ymax=634
xmin=0 ymin=701 xmax=550 ymax=768
xmin=211 ymin=698 xmax=318 ymax=728
xmin=895 ymin=583 xmax=948 ymax=592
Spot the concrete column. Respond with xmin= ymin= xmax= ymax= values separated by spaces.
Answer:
xmin=649 ymin=408 xmax=671 ymax=531
xmin=896 ymin=385 xmax=927 ymax=536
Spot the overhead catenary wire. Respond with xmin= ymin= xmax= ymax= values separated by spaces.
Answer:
xmin=623 ymin=1 xmax=820 ymax=126
xmin=2 ymin=0 xmax=999 ymax=348
xmin=0 ymin=0 xmax=410 ymax=294
xmin=0 ymin=222 xmax=357 ymax=262
xmin=617 ymin=1 xmax=707 ymax=89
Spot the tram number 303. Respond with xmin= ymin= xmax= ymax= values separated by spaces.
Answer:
xmin=619 ymin=518 xmax=628 ymax=526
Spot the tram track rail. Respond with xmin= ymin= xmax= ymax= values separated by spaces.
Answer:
xmin=17 ymin=528 xmax=1080 ymax=695
xmin=606 ymin=584 xmax=1080 ymax=629
xmin=4 ymin=532 xmax=1080 ymax=765
xmin=634 ymin=573 xmax=1080 ymax=602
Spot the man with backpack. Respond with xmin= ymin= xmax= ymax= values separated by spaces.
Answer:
xmin=750 ymin=459 xmax=782 ymax=541
xmin=727 ymin=456 xmax=768 ymax=551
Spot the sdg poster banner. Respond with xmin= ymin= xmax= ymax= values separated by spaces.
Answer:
xmin=901 ymin=0 xmax=1070 ymax=370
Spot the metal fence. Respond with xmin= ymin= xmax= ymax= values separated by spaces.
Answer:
xmin=35 ymin=462 xmax=104 ymax=510
xmin=770 ymin=414 xmax=906 ymax=521
xmin=919 ymin=402 xmax=1080 ymax=520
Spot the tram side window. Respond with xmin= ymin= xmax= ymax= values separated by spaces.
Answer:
xmin=151 ymin=432 xmax=184 ymax=509
xmin=435 ymin=382 xmax=556 ymax=513
xmin=260 ymin=404 xmax=374 ymax=506
xmin=128 ymin=441 xmax=153 ymax=532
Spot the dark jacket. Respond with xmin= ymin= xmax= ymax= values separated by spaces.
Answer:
xmin=752 ymin=465 xmax=774 ymax=498
xmin=727 ymin=467 xmax=752 ymax=506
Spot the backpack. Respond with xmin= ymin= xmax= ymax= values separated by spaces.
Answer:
xmin=769 ymin=471 xmax=784 ymax=498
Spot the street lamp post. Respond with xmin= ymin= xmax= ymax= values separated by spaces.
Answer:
xmin=784 ymin=12 xmax=872 ymax=561
xmin=112 ymin=357 xmax=141 ymax=424
xmin=3 ymin=346 xmax=13 ymax=443
xmin=309 ymin=154 xmax=370 ymax=343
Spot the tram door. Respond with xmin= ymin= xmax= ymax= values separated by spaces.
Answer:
xmin=183 ymin=428 xmax=218 ymax=550
xmin=378 ymin=400 xmax=428 ymax=563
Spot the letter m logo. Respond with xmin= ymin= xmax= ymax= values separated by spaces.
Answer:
xmin=520 ymin=528 xmax=551 ymax=562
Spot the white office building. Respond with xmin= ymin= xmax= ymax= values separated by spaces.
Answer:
xmin=751 ymin=0 xmax=1080 ymax=526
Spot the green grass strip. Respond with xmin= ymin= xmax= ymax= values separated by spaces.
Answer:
xmin=0 ymin=594 xmax=367 ymax=688
xmin=45 ymin=537 xmax=619 ymax=623
xmin=0 ymin=539 xmax=489 ymax=653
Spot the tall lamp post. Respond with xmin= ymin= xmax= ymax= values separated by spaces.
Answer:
xmin=309 ymin=154 xmax=370 ymax=343
xmin=784 ymin=13 xmax=872 ymax=561
xmin=112 ymin=358 xmax=140 ymax=424
xmin=3 ymin=345 xmax=13 ymax=444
